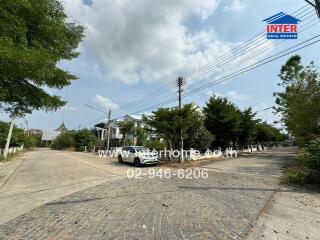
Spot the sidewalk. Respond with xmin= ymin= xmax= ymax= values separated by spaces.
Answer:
xmin=247 ymin=185 xmax=320 ymax=240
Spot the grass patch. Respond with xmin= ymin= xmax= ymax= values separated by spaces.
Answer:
xmin=285 ymin=140 xmax=320 ymax=186
xmin=287 ymin=167 xmax=309 ymax=185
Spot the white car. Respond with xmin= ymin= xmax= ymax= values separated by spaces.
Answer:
xmin=118 ymin=146 xmax=158 ymax=167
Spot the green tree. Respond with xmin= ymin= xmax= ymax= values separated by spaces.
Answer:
xmin=144 ymin=104 xmax=196 ymax=149
xmin=74 ymin=129 xmax=97 ymax=151
xmin=118 ymin=121 xmax=134 ymax=146
xmin=135 ymin=127 xmax=148 ymax=146
xmin=0 ymin=121 xmax=24 ymax=148
xmin=0 ymin=0 xmax=84 ymax=115
xmin=204 ymin=96 xmax=241 ymax=148
xmin=254 ymin=122 xmax=285 ymax=146
xmin=274 ymin=55 xmax=320 ymax=145
xmin=185 ymin=112 xmax=214 ymax=151
xmin=238 ymin=107 xmax=260 ymax=145
xmin=23 ymin=135 xmax=39 ymax=149
xmin=146 ymin=141 xmax=166 ymax=151
xmin=0 ymin=0 xmax=84 ymax=157
xmin=255 ymin=122 xmax=273 ymax=145
xmin=51 ymin=131 xmax=75 ymax=150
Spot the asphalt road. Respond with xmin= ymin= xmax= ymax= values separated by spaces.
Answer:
xmin=0 ymin=148 xmax=299 ymax=239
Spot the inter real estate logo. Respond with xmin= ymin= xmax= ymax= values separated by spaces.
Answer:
xmin=263 ymin=12 xmax=301 ymax=39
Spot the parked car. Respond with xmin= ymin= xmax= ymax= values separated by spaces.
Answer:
xmin=118 ymin=146 xmax=158 ymax=167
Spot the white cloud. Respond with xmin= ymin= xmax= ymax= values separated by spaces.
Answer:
xmin=226 ymin=90 xmax=249 ymax=101
xmin=224 ymin=0 xmax=247 ymax=12
xmin=63 ymin=0 xmax=241 ymax=85
xmin=205 ymin=90 xmax=249 ymax=101
xmin=94 ymin=95 xmax=118 ymax=110
xmin=61 ymin=105 xmax=76 ymax=111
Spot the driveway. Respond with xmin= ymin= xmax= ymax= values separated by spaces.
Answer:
xmin=0 ymin=148 xmax=314 ymax=239
xmin=0 ymin=149 xmax=125 ymax=225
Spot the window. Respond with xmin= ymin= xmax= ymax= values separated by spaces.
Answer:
xmin=128 ymin=147 xmax=135 ymax=153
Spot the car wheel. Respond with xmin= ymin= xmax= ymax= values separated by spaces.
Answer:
xmin=118 ymin=155 xmax=123 ymax=163
xmin=134 ymin=158 xmax=140 ymax=167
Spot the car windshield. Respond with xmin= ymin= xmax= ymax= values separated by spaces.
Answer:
xmin=134 ymin=147 xmax=148 ymax=152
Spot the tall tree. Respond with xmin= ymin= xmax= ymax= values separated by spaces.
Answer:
xmin=135 ymin=127 xmax=148 ymax=146
xmin=0 ymin=121 xmax=24 ymax=148
xmin=204 ymin=96 xmax=241 ymax=148
xmin=0 ymin=0 xmax=84 ymax=115
xmin=255 ymin=122 xmax=286 ymax=146
xmin=274 ymin=55 xmax=320 ymax=145
xmin=184 ymin=112 xmax=214 ymax=151
xmin=118 ymin=121 xmax=134 ymax=146
xmin=238 ymin=107 xmax=260 ymax=145
xmin=144 ymin=104 xmax=196 ymax=149
xmin=0 ymin=0 xmax=84 ymax=157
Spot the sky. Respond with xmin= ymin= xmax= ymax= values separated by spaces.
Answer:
xmin=1 ymin=0 xmax=320 ymax=131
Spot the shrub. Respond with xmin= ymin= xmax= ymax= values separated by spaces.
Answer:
xmin=146 ymin=141 xmax=166 ymax=151
xmin=74 ymin=129 xmax=97 ymax=151
xmin=38 ymin=141 xmax=49 ymax=148
xmin=288 ymin=167 xmax=309 ymax=185
xmin=51 ymin=132 xmax=75 ymax=150
xmin=288 ymin=139 xmax=320 ymax=185
xmin=110 ymin=139 xmax=122 ymax=147
xmin=23 ymin=135 xmax=39 ymax=149
xmin=0 ymin=121 xmax=24 ymax=148
xmin=304 ymin=140 xmax=320 ymax=172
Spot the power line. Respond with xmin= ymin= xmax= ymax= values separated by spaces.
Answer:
xmin=256 ymin=107 xmax=273 ymax=113
xmin=187 ymin=15 xmax=320 ymax=99
xmin=84 ymin=104 xmax=108 ymax=114
xmin=182 ymin=35 xmax=320 ymax=99
xmin=185 ymin=13 xmax=318 ymax=88
xmin=118 ymin=13 xmax=319 ymax=117
xmin=110 ymin=5 xmax=318 ymax=121
xmin=111 ymin=4 xmax=312 ymax=117
xmin=117 ymin=34 xmax=320 ymax=119
xmin=305 ymin=0 xmax=320 ymax=16
xmin=185 ymin=9 xmax=315 ymax=83
xmin=183 ymin=5 xmax=312 ymax=80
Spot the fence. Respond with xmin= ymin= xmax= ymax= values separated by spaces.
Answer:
xmin=0 ymin=145 xmax=24 ymax=156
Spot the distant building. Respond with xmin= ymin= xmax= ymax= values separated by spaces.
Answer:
xmin=26 ymin=129 xmax=42 ymax=136
xmin=94 ymin=114 xmax=160 ymax=145
xmin=55 ymin=122 xmax=68 ymax=133
xmin=41 ymin=122 xmax=68 ymax=142
xmin=94 ymin=103 xmax=202 ymax=146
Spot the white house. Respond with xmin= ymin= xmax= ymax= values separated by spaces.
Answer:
xmin=41 ymin=122 xmax=68 ymax=142
xmin=94 ymin=114 xmax=160 ymax=145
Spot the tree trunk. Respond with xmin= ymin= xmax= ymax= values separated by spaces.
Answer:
xmin=123 ymin=134 xmax=127 ymax=146
xmin=3 ymin=116 xmax=15 ymax=159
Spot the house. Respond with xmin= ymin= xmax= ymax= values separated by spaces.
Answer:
xmin=41 ymin=122 xmax=68 ymax=142
xmin=26 ymin=128 xmax=42 ymax=136
xmin=94 ymin=114 xmax=160 ymax=145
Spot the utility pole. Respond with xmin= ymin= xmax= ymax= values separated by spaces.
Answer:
xmin=106 ymin=110 xmax=112 ymax=151
xmin=24 ymin=119 xmax=29 ymax=136
xmin=305 ymin=0 xmax=320 ymax=17
xmin=177 ymin=77 xmax=185 ymax=163
xmin=3 ymin=116 xmax=15 ymax=159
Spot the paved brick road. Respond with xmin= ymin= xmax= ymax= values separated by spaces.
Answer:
xmin=0 ymin=149 xmax=295 ymax=240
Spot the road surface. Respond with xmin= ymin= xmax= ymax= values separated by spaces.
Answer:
xmin=0 ymin=148 xmax=318 ymax=239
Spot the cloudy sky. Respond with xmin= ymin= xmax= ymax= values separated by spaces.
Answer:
xmin=2 ymin=0 xmax=320 ymax=131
